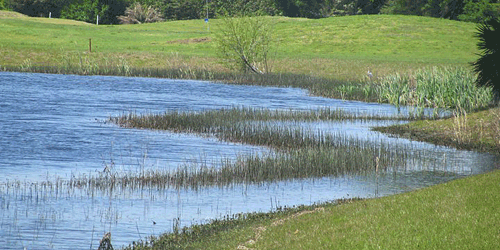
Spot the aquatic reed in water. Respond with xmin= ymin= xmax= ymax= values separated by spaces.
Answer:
xmin=112 ymin=107 xmax=409 ymax=135
xmin=100 ymin=107 xmax=412 ymax=189
xmin=66 ymin=133 xmax=409 ymax=190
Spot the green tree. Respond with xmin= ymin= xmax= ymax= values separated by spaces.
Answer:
xmin=381 ymin=0 xmax=466 ymax=20
xmin=431 ymin=0 xmax=465 ymax=19
xmin=0 ymin=0 xmax=5 ymax=10
xmin=212 ymin=0 xmax=279 ymax=17
xmin=472 ymin=17 xmax=500 ymax=98
xmin=6 ymin=0 xmax=69 ymax=17
xmin=274 ymin=0 xmax=323 ymax=18
xmin=60 ymin=0 xmax=129 ymax=24
xmin=381 ymin=0 xmax=429 ymax=15
xmin=163 ymin=0 xmax=205 ymax=20
xmin=215 ymin=14 xmax=276 ymax=74
xmin=321 ymin=0 xmax=387 ymax=16
xmin=459 ymin=0 xmax=497 ymax=23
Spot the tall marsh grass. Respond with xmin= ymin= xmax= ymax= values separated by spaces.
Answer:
xmin=102 ymin=107 xmax=413 ymax=189
xmin=376 ymin=67 xmax=494 ymax=111
xmin=0 ymin=107 xmax=414 ymax=194
xmin=69 ymin=142 xmax=407 ymax=190
xmin=111 ymin=107 xmax=410 ymax=145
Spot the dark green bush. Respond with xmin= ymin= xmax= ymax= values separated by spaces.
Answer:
xmin=458 ymin=0 xmax=498 ymax=23
xmin=472 ymin=17 xmax=500 ymax=98
xmin=5 ymin=0 xmax=68 ymax=17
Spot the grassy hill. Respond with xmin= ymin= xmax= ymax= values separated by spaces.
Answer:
xmin=0 ymin=10 xmax=480 ymax=80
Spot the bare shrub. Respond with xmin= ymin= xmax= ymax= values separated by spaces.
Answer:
xmin=118 ymin=3 xmax=164 ymax=24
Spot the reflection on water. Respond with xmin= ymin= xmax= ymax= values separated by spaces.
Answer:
xmin=0 ymin=72 xmax=498 ymax=249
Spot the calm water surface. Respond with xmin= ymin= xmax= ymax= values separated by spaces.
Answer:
xmin=0 ymin=72 xmax=498 ymax=249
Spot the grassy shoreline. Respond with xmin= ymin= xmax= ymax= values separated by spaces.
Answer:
xmin=123 ymin=168 xmax=500 ymax=249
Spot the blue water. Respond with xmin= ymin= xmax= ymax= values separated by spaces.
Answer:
xmin=0 ymin=72 xmax=498 ymax=249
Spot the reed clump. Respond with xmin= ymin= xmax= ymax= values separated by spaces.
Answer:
xmin=376 ymin=66 xmax=494 ymax=111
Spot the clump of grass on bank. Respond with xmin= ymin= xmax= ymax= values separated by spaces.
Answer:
xmin=374 ymin=107 xmax=500 ymax=154
xmin=123 ymin=169 xmax=500 ymax=250
xmin=376 ymin=66 xmax=494 ymax=111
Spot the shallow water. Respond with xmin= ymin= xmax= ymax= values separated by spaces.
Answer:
xmin=0 ymin=72 xmax=498 ymax=249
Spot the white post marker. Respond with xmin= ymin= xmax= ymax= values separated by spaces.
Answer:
xmin=97 ymin=15 xmax=99 ymax=25
xmin=49 ymin=12 xmax=51 ymax=18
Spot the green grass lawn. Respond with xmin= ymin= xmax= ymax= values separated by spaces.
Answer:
xmin=0 ymin=11 xmax=480 ymax=80
xmin=248 ymin=169 xmax=500 ymax=249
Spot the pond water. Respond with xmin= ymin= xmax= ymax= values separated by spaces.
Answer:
xmin=0 ymin=72 xmax=498 ymax=249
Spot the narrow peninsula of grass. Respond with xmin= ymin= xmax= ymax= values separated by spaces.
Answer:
xmin=374 ymin=107 xmax=500 ymax=154
xmin=124 ymin=169 xmax=500 ymax=249
xmin=103 ymin=108 xmax=410 ymax=189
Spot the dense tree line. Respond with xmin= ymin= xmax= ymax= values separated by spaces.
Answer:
xmin=381 ymin=0 xmax=500 ymax=22
xmin=2 ymin=0 xmax=499 ymax=23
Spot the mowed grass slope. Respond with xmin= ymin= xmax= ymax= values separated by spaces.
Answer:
xmin=247 ymin=169 xmax=500 ymax=250
xmin=0 ymin=11 xmax=479 ymax=79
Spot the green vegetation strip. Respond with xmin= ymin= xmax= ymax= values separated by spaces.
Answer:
xmin=111 ymin=107 xmax=411 ymax=153
xmin=124 ymin=169 xmax=500 ymax=249
xmin=374 ymin=107 xmax=500 ymax=154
